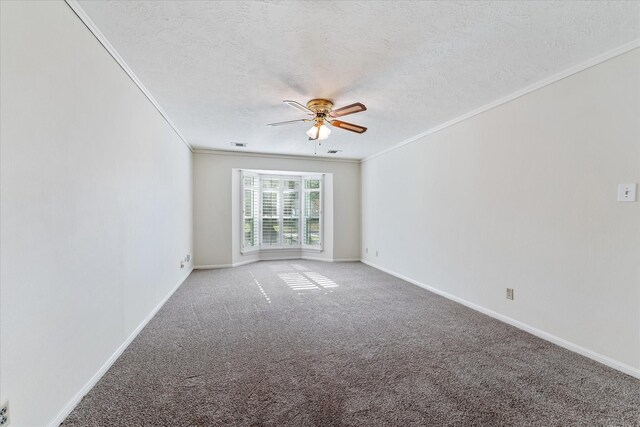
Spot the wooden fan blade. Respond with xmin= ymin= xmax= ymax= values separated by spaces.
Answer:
xmin=329 ymin=102 xmax=367 ymax=118
xmin=283 ymin=100 xmax=314 ymax=115
xmin=330 ymin=120 xmax=367 ymax=134
xmin=267 ymin=118 xmax=312 ymax=127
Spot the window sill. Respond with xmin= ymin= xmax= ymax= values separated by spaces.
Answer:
xmin=241 ymin=246 xmax=323 ymax=255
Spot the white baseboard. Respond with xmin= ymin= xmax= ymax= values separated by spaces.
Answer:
xmin=194 ymin=259 xmax=267 ymax=269
xmin=48 ymin=268 xmax=194 ymax=427
xmin=300 ymin=256 xmax=333 ymax=262
xmin=194 ymin=263 xmax=234 ymax=269
xmin=232 ymin=259 xmax=261 ymax=267
xmin=301 ymin=256 xmax=360 ymax=262
xmin=361 ymin=259 xmax=640 ymax=380
xmin=45 ymin=258 xmax=638 ymax=427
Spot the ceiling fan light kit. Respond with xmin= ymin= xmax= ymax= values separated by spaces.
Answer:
xmin=306 ymin=124 xmax=331 ymax=140
xmin=267 ymin=98 xmax=368 ymax=143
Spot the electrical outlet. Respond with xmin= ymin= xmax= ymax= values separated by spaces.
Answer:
xmin=180 ymin=260 xmax=184 ymax=269
xmin=617 ymin=183 xmax=637 ymax=202
xmin=186 ymin=253 xmax=191 ymax=262
xmin=506 ymin=288 xmax=514 ymax=300
xmin=0 ymin=401 xmax=9 ymax=427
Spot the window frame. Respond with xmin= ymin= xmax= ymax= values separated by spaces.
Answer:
xmin=240 ymin=171 xmax=323 ymax=254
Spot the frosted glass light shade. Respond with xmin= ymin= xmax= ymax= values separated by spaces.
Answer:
xmin=306 ymin=126 xmax=317 ymax=139
xmin=306 ymin=124 xmax=331 ymax=140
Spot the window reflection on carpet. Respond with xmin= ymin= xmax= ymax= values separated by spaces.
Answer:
xmin=275 ymin=264 xmax=339 ymax=295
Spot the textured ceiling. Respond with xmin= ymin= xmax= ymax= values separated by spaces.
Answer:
xmin=76 ymin=1 xmax=640 ymax=159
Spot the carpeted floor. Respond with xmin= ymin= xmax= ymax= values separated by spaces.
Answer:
xmin=63 ymin=261 xmax=640 ymax=426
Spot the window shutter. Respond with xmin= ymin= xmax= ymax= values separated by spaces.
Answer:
xmin=261 ymin=176 xmax=280 ymax=246
xmin=302 ymin=175 xmax=323 ymax=249
xmin=282 ymin=178 xmax=301 ymax=245
xmin=241 ymin=171 xmax=259 ymax=252
xmin=241 ymin=172 xmax=322 ymax=252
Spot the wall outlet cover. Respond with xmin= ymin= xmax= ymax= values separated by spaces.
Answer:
xmin=506 ymin=288 xmax=514 ymax=300
xmin=0 ymin=401 xmax=9 ymax=427
xmin=617 ymin=183 xmax=637 ymax=202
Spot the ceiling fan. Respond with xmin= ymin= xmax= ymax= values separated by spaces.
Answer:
xmin=267 ymin=99 xmax=367 ymax=141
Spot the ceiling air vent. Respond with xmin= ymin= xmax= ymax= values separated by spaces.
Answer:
xmin=327 ymin=149 xmax=342 ymax=154
xmin=230 ymin=142 xmax=247 ymax=148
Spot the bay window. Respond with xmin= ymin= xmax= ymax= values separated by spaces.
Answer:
xmin=242 ymin=171 xmax=323 ymax=252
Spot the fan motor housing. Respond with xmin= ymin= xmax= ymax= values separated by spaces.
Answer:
xmin=306 ymin=99 xmax=333 ymax=114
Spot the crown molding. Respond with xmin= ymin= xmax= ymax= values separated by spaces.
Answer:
xmin=63 ymin=0 xmax=639 ymax=163
xmin=193 ymin=148 xmax=361 ymax=164
xmin=65 ymin=0 xmax=193 ymax=152
xmin=363 ymin=39 xmax=640 ymax=163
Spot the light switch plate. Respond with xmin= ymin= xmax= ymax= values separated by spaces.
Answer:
xmin=617 ymin=183 xmax=637 ymax=202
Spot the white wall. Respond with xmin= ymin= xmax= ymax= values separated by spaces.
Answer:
xmin=194 ymin=152 xmax=360 ymax=267
xmin=362 ymin=49 xmax=640 ymax=375
xmin=0 ymin=2 xmax=193 ymax=426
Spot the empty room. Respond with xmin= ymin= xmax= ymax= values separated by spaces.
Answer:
xmin=1 ymin=1 xmax=639 ymax=426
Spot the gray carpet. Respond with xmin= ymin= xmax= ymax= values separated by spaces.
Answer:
xmin=63 ymin=261 xmax=640 ymax=426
